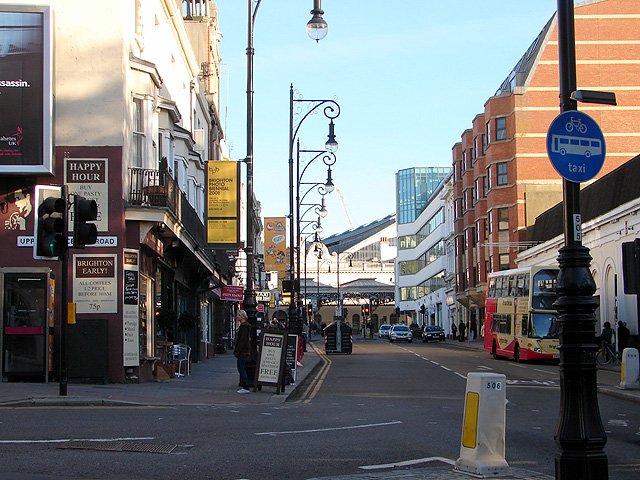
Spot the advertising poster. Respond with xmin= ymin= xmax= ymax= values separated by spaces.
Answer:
xmin=0 ymin=6 xmax=52 ymax=173
xmin=122 ymin=249 xmax=139 ymax=367
xmin=257 ymin=332 xmax=286 ymax=385
xmin=264 ymin=216 xmax=287 ymax=275
xmin=73 ymin=254 xmax=118 ymax=314
xmin=206 ymin=160 xmax=239 ymax=246
xmin=65 ymin=158 xmax=109 ymax=231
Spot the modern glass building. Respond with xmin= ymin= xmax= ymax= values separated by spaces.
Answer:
xmin=396 ymin=167 xmax=451 ymax=224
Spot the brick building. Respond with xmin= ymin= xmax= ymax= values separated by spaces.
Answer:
xmin=452 ymin=0 xmax=640 ymax=329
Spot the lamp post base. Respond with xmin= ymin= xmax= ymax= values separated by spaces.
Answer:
xmin=555 ymin=452 xmax=607 ymax=480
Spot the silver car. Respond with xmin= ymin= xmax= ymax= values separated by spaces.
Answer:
xmin=389 ymin=324 xmax=412 ymax=343
xmin=378 ymin=324 xmax=392 ymax=338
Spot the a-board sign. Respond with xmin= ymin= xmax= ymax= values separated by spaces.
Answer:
xmin=286 ymin=334 xmax=299 ymax=383
xmin=255 ymin=330 xmax=287 ymax=392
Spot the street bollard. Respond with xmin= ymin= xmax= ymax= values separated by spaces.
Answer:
xmin=619 ymin=348 xmax=640 ymax=390
xmin=454 ymin=372 xmax=510 ymax=477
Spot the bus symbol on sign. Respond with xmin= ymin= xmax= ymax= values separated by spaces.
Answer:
xmin=546 ymin=111 xmax=606 ymax=183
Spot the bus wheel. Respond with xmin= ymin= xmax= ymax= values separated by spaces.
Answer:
xmin=491 ymin=341 xmax=501 ymax=360
xmin=514 ymin=344 xmax=521 ymax=363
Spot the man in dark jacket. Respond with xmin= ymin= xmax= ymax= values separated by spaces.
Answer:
xmin=234 ymin=310 xmax=252 ymax=394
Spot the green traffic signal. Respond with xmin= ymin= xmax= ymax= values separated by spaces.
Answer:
xmin=36 ymin=194 xmax=67 ymax=258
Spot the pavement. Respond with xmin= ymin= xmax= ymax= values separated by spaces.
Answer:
xmin=1 ymin=336 xmax=638 ymax=480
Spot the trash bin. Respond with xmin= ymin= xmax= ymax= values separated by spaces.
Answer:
xmin=323 ymin=321 xmax=352 ymax=354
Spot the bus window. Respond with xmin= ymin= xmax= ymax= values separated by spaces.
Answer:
xmin=523 ymin=275 xmax=530 ymax=297
xmin=516 ymin=274 xmax=526 ymax=297
xmin=488 ymin=278 xmax=496 ymax=298
xmin=498 ymin=277 xmax=508 ymax=297
xmin=508 ymin=275 xmax=517 ymax=296
xmin=532 ymin=269 xmax=559 ymax=310
xmin=529 ymin=313 xmax=559 ymax=339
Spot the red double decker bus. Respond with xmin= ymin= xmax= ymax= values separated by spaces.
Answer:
xmin=484 ymin=266 xmax=560 ymax=362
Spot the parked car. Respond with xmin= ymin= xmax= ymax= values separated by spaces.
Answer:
xmin=422 ymin=325 xmax=446 ymax=342
xmin=378 ymin=324 xmax=392 ymax=338
xmin=409 ymin=323 xmax=422 ymax=340
xmin=389 ymin=324 xmax=412 ymax=343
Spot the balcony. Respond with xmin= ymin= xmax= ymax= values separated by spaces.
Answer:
xmin=128 ymin=167 xmax=207 ymax=249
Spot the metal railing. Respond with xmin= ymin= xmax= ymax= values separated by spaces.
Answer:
xmin=128 ymin=167 xmax=180 ymax=214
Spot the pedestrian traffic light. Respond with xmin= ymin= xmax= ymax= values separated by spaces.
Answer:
xmin=34 ymin=185 xmax=67 ymax=260
xmin=72 ymin=195 xmax=98 ymax=247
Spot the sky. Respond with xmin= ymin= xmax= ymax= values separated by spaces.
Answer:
xmin=215 ymin=0 xmax=560 ymax=237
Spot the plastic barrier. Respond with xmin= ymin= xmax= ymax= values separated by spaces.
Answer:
xmin=619 ymin=348 xmax=640 ymax=390
xmin=455 ymin=373 xmax=510 ymax=477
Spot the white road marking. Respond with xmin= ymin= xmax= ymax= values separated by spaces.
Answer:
xmin=255 ymin=420 xmax=402 ymax=436
xmin=360 ymin=456 xmax=456 ymax=470
xmin=440 ymin=366 xmax=452 ymax=371
xmin=454 ymin=372 xmax=467 ymax=379
xmin=476 ymin=365 xmax=493 ymax=371
xmin=0 ymin=436 xmax=154 ymax=444
xmin=534 ymin=368 xmax=556 ymax=374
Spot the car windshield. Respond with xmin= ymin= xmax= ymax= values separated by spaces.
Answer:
xmin=425 ymin=326 xmax=440 ymax=331
xmin=380 ymin=325 xmax=391 ymax=331
xmin=393 ymin=326 xmax=409 ymax=332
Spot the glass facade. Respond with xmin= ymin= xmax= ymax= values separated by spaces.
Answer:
xmin=396 ymin=167 xmax=451 ymax=224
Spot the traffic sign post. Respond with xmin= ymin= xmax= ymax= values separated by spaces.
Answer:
xmin=546 ymin=110 xmax=606 ymax=183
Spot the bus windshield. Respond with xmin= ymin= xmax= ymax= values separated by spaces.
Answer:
xmin=531 ymin=269 xmax=559 ymax=310
xmin=529 ymin=312 xmax=559 ymax=339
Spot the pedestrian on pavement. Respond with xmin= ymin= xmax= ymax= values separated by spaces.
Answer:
xmin=451 ymin=322 xmax=457 ymax=340
xmin=600 ymin=321 xmax=615 ymax=349
xmin=458 ymin=320 xmax=466 ymax=342
xmin=302 ymin=321 xmax=309 ymax=350
xmin=233 ymin=309 xmax=252 ymax=394
xmin=618 ymin=321 xmax=631 ymax=351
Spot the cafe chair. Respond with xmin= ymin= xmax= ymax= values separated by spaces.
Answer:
xmin=168 ymin=344 xmax=191 ymax=377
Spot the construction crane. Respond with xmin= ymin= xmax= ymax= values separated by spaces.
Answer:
xmin=335 ymin=186 xmax=353 ymax=229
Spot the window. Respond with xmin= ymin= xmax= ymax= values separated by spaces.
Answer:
xmin=482 ymin=175 xmax=488 ymax=197
xmin=473 ymin=178 xmax=480 ymax=205
xmin=486 ymin=121 xmax=491 ymax=144
xmin=470 ymin=147 xmax=475 ymax=165
xmin=486 ymin=165 xmax=492 ymax=190
xmin=481 ymin=133 xmax=487 ymax=155
xmin=483 ymin=217 xmax=489 ymax=240
xmin=498 ymin=207 xmax=509 ymax=231
xmin=496 ymin=117 xmax=507 ymax=141
xmin=474 ymin=136 xmax=479 ymax=160
xmin=499 ymin=253 xmax=510 ymax=271
xmin=488 ymin=210 xmax=493 ymax=234
xmin=133 ymin=97 xmax=145 ymax=168
xmin=496 ymin=162 xmax=508 ymax=186
xmin=462 ymin=151 xmax=467 ymax=172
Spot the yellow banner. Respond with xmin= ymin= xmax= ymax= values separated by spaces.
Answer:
xmin=264 ymin=216 xmax=287 ymax=274
xmin=207 ymin=160 xmax=239 ymax=246
xmin=207 ymin=160 xmax=237 ymax=217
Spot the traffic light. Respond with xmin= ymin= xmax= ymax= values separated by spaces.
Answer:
xmin=363 ymin=304 xmax=370 ymax=316
xmin=34 ymin=185 xmax=67 ymax=260
xmin=307 ymin=303 xmax=313 ymax=318
xmin=72 ymin=195 xmax=98 ymax=247
xmin=360 ymin=305 xmax=365 ymax=315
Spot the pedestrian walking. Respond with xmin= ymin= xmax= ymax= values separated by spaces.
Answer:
xmin=600 ymin=321 xmax=615 ymax=349
xmin=458 ymin=320 xmax=466 ymax=342
xmin=451 ymin=322 xmax=457 ymax=340
xmin=618 ymin=321 xmax=630 ymax=351
xmin=233 ymin=310 xmax=252 ymax=394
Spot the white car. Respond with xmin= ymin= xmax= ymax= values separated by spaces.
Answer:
xmin=378 ymin=324 xmax=392 ymax=338
xmin=389 ymin=324 xmax=412 ymax=343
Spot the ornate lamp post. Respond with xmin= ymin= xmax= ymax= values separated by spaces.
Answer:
xmin=244 ymin=1 xmax=332 ymax=351
xmin=288 ymin=84 xmax=340 ymax=334
xmin=554 ymin=1 xmax=609 ymax=478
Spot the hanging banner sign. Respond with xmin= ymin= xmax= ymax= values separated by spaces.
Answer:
xmin=221 ymin=285 xmax=244 ymax=302
xmin=264 ymin=216 xmax=287 ymax=274
xmin=206 ymin=160 xmax=240 ymax=247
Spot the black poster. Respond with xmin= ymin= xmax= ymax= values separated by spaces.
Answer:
xmin=123 ymin=270 xmax=138 ymax=305
xmin=0 ymin=9 xmax=46 ymax=168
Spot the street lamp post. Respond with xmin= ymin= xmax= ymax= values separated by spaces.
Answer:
xmin=244 ymin=0 xmax=331 ymax=354
xmin=288 ymin=84 xmax=340 ymax=335
xmin=554 ymin=1 xmax=607 ymax=478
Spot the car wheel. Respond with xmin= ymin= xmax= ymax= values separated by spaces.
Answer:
xmin=492 ymin=340 xmax=502 ymax=360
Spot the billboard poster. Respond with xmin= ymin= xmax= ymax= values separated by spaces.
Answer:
xmin=65 ymin=158 xmax=109 ymax=231
xmin=73 ymin=254 xmax=118 ymax=314
xmin=122 ymin=249 xmax=140 ymax=367
xmin=0 ymin=6 xmax=53 ymax=174
xmin=264 ymin=216 xmax=287 ymax=274
xmin=206 ymin=160 xmax=239 ymax=246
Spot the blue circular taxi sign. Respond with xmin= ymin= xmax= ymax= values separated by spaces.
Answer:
xmin=546 ymin=110 xmax=606 ymax=182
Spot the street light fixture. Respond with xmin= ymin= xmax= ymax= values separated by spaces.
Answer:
xmin=288 ymin=84 xmax=340 ymax=335
xmin=244 ymin=1 xmax=331 ymax=355
xmin=306 ymin=0 xmax=328 ymax=42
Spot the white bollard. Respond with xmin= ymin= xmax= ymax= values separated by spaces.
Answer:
xmin=455 ymin=373 xmax=510 ymax=477
xmin=619 ymin=348 xmax=640 ymax=390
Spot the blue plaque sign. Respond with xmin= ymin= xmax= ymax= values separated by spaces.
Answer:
xmin=546 ymin=110 xmax=606 ymax=183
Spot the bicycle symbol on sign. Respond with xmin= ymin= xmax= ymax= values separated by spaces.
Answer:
xmin=565 ymin=117 xmax=588 ymax=133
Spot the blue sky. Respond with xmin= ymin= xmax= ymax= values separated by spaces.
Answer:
xmin=215 ymin=1 xmax=559 ymax=237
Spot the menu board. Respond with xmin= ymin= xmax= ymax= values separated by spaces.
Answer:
xmin=256 ymin=331 xmax=287 ymax=392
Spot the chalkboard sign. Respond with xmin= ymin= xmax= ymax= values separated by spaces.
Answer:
xmin=255 ymin=330 xmax=287 ymax=392
xmin=123 ymin=270 xmax=138 ymax=305
xmin=286 ymin=334 xmax=299 ymax=383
